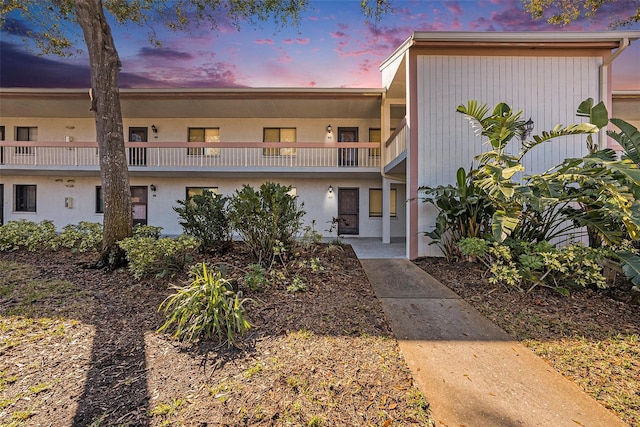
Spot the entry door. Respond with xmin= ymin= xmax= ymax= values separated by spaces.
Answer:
xmin=338 ymin=127 xmax=359 ymax=167
xmin=128 ymin=127 xmax=148 ymax=166
xmin=0 ymin=184 xmax=3 ymax=226
xmin=131 ymin=186 xmax=148 ymax=226
xmin=338 ymin=188 xmax=359 ymax=235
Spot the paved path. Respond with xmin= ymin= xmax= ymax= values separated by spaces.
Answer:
xmin=360 ymin=258 xmax=626 ymax=427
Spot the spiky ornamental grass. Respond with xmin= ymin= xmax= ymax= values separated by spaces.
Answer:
xmin=158 ymin=263 xmax=252 ymax=347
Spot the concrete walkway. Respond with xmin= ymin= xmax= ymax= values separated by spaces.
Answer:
xmin=359 ymin=258 xmax=625 ymax=427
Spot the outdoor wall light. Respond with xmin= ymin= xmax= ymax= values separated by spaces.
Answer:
xmin=150 ymin=184 xmax=157 ymax=192
xmin=151 ymin=124 xmax=158 ymax=133
xmin=328 ymin=185 xmax=333 ymax=194
xmin=327 ymin=125 xmax=332 ymax=133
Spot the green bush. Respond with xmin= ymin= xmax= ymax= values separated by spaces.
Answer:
xmin=459 ymin=237 xmax=607 ymax=295
xmin=0 ymin=220 xmax=60 ymax=252
xmin=173 ymin=191 xmax=232 ymax=252
xmin=133 ymin=224 xmax=163 ymax=239
xmin=157 ymin=263 xmax=252 ymax=346
xmin=228 ymin=182 xmax=305 ymax=266
xmin=59 ymin=222 xmax=103 ymax=253
xmin=117 ymin=235 xmax=200 ymax=280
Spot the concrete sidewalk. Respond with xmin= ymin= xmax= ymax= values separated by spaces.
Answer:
xmin=360 ymin=258 xmax=625 ymax=427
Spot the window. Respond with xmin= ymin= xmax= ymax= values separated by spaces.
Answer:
xmin=369 ymin=188 xmax=397 ymax=218
xmin=186 ymin=187 xmax=219 ymax=199
xmin=16 ymin=126 xmax=37 ymax=155
xmin=96 ymin=186 xmax=104 ymax=213
xmin=369 ymin=128 xmax=381 ymax=157
xmin=263 ymin=128 xmax=296 ymax=156
xmin=15 ymin=185 xmax=36 ymax=212
xmin=188 ymin=128 xmax=220 ymax=156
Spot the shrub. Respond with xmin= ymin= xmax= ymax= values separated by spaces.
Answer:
xmin=228 ymin=182 xmax=305 ymax=266
xmin=459 ymin=237 xmax=607 ymax=295
xmin=133 ymin=224 xmax=163 ymax=239
xmin=157 ymin=263 xmax=252 ymax=346
xmin=244 ymin=264 xmax=267 ymax=292
xmin=0 ymin=220 xmax=59 ymax=252
xmin=59 ymin=222 xmax=103 ymax=253
xmin=117 ymin=235 xmax=200 ymax=280
xmin=173 ymin=191 xmax=232 ymax=252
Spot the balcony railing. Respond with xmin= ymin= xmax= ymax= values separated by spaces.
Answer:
xmin=383 ymin=118 xmax=407 ymax=166
xmin=0 ymin=141 xmax=381 ymax=170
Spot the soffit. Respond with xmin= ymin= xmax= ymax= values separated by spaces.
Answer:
xmin=0 ymin=89 xmax=384 ymax=119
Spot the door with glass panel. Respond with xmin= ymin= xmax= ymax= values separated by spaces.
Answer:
xmin=338 ymin=127 xmax=358 ymax=166
xmin=128 ymin=127 xmax=147 ymax=166
xmin=338 ymin=188 xmax=359 ymax=235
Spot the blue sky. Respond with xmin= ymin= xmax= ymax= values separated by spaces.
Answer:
xmin=1 ymin=0 xmax=639 ymax=89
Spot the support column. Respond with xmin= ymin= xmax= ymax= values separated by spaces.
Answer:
xmin=382 ymin=177 xmax=391 ymax=244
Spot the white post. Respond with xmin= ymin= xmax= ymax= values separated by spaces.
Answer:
xmin=382 ymin=177 xmax=391 ymax=244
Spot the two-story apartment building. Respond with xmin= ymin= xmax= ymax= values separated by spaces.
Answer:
xmin=1 ymin=31 xmax=639 ymax=258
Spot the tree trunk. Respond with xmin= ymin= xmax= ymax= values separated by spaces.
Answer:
xmin=75 ymin=0 xmax=132 ymax=268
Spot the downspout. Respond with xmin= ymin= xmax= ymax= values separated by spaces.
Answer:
xmin=599 ymin=37 xmax=630 ymax=148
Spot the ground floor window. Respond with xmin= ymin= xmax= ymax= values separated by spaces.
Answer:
xmin=369 ymin=188 xmax=396 ymax=218
xmin=15 ymin=184 xmax=36 ymax=212
xmin=186 ymin=187 xmax=219 ymax=199
xmin=96 ymin=186 xmax=104 ymax=213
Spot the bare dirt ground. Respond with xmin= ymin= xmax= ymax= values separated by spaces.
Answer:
xmin=416 ymin=257 xmax=640 ymax=426
xmin=0 ymin=244 xmax=432 ymax=427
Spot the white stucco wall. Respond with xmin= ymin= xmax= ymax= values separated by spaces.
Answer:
xmin=1 ymin=175 xmax=402 ymax=239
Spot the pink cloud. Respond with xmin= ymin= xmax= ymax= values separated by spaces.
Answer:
xmin=283 ymin=38 xmax=293 ymax=45
xmin=445 ymin=1 xmax=464 ymax=16
xmin=255 ymin=39 xmax=274 ymax=45
xmin=296 ymin=38 xmax=310 ymax=45
xmin=330 ymin=31 xmax=347 ymax=39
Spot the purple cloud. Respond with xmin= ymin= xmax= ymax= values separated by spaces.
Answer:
xmin=445 ymin=1 xmax=464 ymax=16
xmin=0 ymin=42 xmax=90 ymax=88
xmin=138 ymin=47 xmax=194 ymax=60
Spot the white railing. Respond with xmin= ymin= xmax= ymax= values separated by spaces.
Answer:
xmin=0 ymin=141 xmax=381 ymax=169
xmin=383 ymin=118 xmax=407 ymax=166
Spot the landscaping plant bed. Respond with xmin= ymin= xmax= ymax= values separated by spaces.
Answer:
xmin=415 ymin=257 xmax=640 ymax=426
xmin=0 ymin=244 xmax=432 ymax=426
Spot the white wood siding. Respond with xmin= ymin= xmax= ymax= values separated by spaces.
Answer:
xmin=416 ymin=55 xmax=601 ymax=256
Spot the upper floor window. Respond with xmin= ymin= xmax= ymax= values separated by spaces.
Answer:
xmin=263 ymin=128 xmax=296 ymax=156
xmin=15 ymin=184 xmax=36 ymax=212
xmin=188 ymin=128 xmax=220 ymax=156
xmin=16 ymin=126 xmax=37 ymax=155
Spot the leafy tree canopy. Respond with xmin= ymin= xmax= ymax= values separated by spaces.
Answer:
xmin=524 ymin=0 xmax=639 ymax=28
xmin=1 ymin=0 xmax=390 ymax=57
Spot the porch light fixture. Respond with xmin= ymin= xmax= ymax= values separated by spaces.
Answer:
xmin=328 ymin=185 xmax=333 ymax=194
xmin=150 ymin=184 xmax=157 ymax=192
xmin=522 ymin=118 xmax=534 ymax=141
xmin=151 ymin=124 xmax=158 ymax=133
xmin=327 ymin=125 xmax=332 ymax=132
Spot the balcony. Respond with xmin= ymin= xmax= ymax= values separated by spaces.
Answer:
xmin=0 ymin=141 xmax=381 ymax=176
xmin=383 ymin=118 xmax=407 ymax=176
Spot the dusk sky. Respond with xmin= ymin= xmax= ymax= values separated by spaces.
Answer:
xmin=1 ymin=0 xmax=639 ymax=90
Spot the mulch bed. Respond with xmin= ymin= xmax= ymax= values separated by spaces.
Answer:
xmin=0 ymin=244 xmax=432 ymax=426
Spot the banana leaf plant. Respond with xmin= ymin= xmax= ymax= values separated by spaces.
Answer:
xmin=456 ymin=100 xmax=600 ymax=242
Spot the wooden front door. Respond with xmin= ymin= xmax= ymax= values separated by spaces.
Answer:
xmin=131 ymin=186 xmax=148 ymax=226
xmin=338 ymin=188 xmax=359 ymax=235
xmin=128 ymin=127 xmax=148 ymax=166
